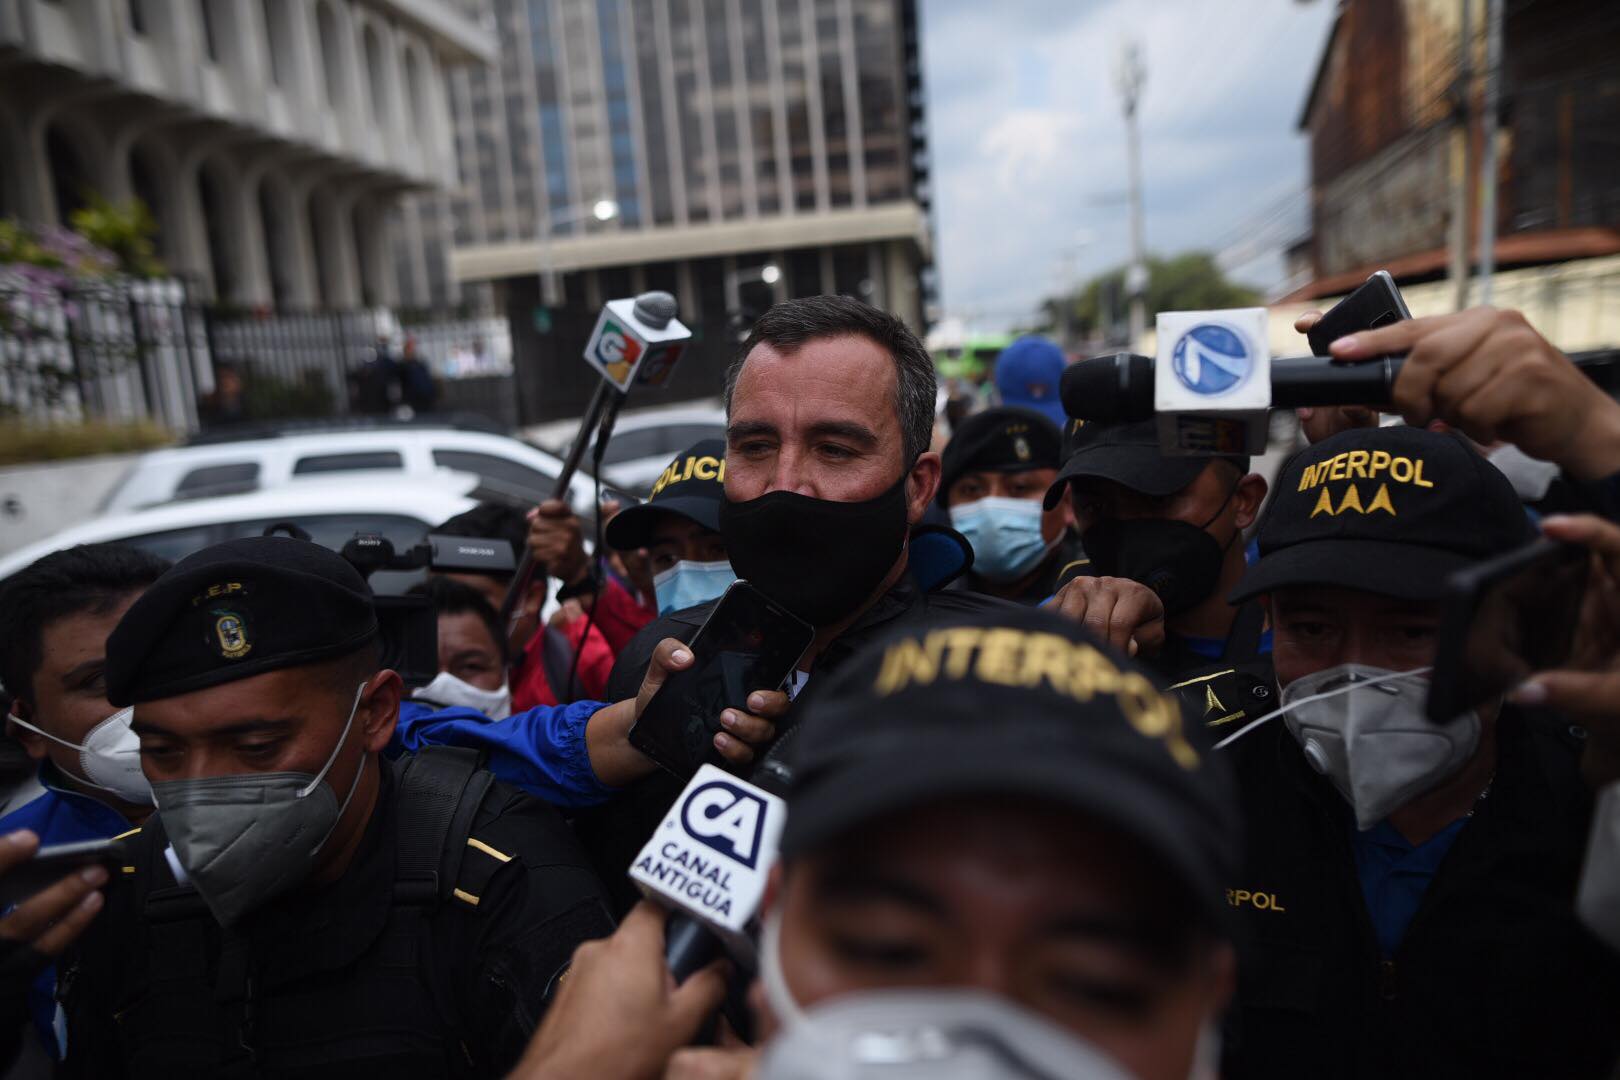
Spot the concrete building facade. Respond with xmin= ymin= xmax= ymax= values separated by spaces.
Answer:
xmin=0 ymin=0 xmax=495 ymax=308
xmin=395 ymin=0 xmax=934 ymax=419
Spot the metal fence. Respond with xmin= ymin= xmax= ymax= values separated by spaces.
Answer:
xmin=0 ymin=274 xmax=514 ymax=433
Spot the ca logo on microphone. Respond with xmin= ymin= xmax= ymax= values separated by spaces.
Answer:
xmin=1172 ymin=323 xmax=1253 ymax=396
xmin=680 ymin=780 xmax=767 ymax=867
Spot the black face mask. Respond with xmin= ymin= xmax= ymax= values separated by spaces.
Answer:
xmin=719 ymin=473 xmax=911 ymax=627
xmin=1080 ymin=483 xmax=1239 ymax=616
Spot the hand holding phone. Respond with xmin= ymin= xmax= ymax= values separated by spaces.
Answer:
xmin=0 ymin=832 xmax=118 ymax=959
xmin=1428 ymin=539 xmax=1589 ymax=723
xmin=629 ymin=582 xmax=814 ymax=779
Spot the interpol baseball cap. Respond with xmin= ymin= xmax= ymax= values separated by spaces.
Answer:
xmin=1042 ymin=418 xmax=1250 ymax=510
xmin=937 ymin=406 xmax=1063 ymax=506
xmin=106 ymin=536 xmax=379 ymax=705
xmin=605 ymin=438 xmax=726 ymax=551
xmin=778 ymin=608 xmax=1240 ymax=933
xmin=1230 ymin=425 xmax=1535 ymax=603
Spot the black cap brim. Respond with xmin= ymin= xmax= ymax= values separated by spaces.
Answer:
xmin=1229 ymin=537 xmax=1476 ymax=604
xmin=781 ymin=735 xmax=1230 ymax=934
xmin=604 ymin=495 xmax=721 ymax=551
xmin=1043 ymin=445 xmax=1208 ymax=509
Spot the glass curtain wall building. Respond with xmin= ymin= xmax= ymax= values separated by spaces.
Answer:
xmin=394 ymin=0 xmax=934 ymax=422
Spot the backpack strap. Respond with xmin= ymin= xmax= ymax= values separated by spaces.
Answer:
xmin=394 ymin=746 xmax=494 ymax=908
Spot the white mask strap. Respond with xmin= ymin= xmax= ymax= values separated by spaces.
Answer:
xmin=759 ymin=905 xmax=810 ymax=1031
xmin=1212 ymin=666 xmax=1432 ymax=751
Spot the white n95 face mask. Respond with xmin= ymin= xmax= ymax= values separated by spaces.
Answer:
xmin=1577 ymin=780 xmax=1620 ymax=953
xmin=11 ymin=706 xmax=153 ymax=806
xmin=757 ymin=907 xmax=1220 ymax=1080
xmin=1279 ymin=663 xmax=1481 ymax=831
xmin=411 ymin=671 xmax=512 ymax=721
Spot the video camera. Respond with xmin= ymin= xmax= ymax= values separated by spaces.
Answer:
xmin=340 ymin=533 xmax=515 ymax=689
xmin=259 ymin=522 xmax=515 ymax=688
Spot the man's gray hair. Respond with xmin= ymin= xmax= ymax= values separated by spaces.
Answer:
xmin=723 ymin=295 xmax=937 ymax=465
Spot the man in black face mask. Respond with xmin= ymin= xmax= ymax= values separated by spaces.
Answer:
xmin=580 ymin=296 xmax=1009 ymax=911
xmin=1044 ymin=419 xmax=1274 ymax=725
xmin=608 ymin=294 xmax=1008 ymax=699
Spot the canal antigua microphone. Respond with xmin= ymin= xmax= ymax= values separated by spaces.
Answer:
xmin=629 ymin=763 xmax=789 ymax=982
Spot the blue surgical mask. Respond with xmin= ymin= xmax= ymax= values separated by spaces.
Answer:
xmin=950 ymin=496 xmax=1054 ymax=583
xmin=653 ymin=559 xmax=737 ymax=616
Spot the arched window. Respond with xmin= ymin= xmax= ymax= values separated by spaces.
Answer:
xmin=363 ymin=23 xmax=389 ymax=125
xmin=45 ymin=125 xmax=93 ymax=224
xmin=128 ymin=142 xmax=167 ymax=255
xmin=197 ymin=163 xmax=234 ymax=300
xmin=257 ymin=181 xmax=293 ymax=308
xmin=261 ymin=0 xmax=295 ymax=87
xmin=317 ymin=1 xmax=345 ymax=108
xmin=403 ymin=47 xmax=426 ymax=132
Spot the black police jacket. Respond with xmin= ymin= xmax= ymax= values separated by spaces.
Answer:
xmin=1221 ymin=709 xmax=1620 ymax=1080
xmin=574 ymin=559 xmax=1018 ymax=914
xmin=1156 ymin=599 xmax=1278 ymax=735
xmin=58 ymin=760 xmax=616 ymax=1079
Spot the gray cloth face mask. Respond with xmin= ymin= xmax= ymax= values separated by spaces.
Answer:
xmin=152 ymin=681 xmax=370 ymax=926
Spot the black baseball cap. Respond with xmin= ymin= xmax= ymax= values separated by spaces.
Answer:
xmin=1043 ymin=419 xmax=1249 ymax=510
xmin=106 ymin=536 xmax=378 ymax=705
xmin=604 ymin=438 xmax=726 ymax=551
xmin=1230 ymin=425 xmax=1535 ymax=603
xmin=937 ymin=406 xmax=1062 ymax=506
xmin=778 ymin=608 xmax=1240 ymax=934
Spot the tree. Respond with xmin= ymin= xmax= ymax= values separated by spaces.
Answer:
xmin=1045 ymin=252 xmax=1260 ymax=340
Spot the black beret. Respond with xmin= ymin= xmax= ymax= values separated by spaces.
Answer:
xmin=938 ymin=406 xmax=1062 ymax=506
xmin=106 ymin=536 xmax=379 ymax=705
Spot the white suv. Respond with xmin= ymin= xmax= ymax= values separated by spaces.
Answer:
xmin=101 ymin=422 xmax=621 ymax=518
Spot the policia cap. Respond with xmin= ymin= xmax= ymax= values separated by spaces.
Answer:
xmin=937 ymin=406 xmax=1062 ymax=506
xmin=1231 ymin=425 xmax=1535 ymax=603
xmin=778 ymin=607 xmax=1240 ymax=934
xmin=1044 ymin=419 xmax=1249 ymax=510
xmin=106 ymin=535 xmax=378 ymax=705
xmin=605 ymin=438 xmax=726 ymax=551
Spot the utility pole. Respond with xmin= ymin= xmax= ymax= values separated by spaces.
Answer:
xmin=1115 ymin=42 xmax=1147 ymax=348
xmin=1476 ymin=0 xmax=1505 ymax=304
xmin=1447 ymin=0 xmax=1473 ymax=310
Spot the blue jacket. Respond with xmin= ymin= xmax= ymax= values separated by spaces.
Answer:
xmin=0 ymin=766 xmax=136 ymax=1060
xmin=391 ymin=699 xmax=615 ymax=809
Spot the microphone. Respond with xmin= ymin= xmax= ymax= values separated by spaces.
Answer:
xmin=629 ymin=763 xmax=789 ymax=981
xmin=1061 ymin=351 xmax=1406 ymax=425
xmin=498 ymin=291 xmax=691 ymax=631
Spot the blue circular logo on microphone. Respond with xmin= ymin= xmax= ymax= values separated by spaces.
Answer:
xmin=1171 ymin=323 xmax=1253 ymax=397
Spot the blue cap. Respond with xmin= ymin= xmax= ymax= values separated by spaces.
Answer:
xmin=994 ymin=336 xmax=1068 ymax=427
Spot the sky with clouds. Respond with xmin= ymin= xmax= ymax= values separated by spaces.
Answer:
xmin=922 ymin=0 xmax=1339 ymax=331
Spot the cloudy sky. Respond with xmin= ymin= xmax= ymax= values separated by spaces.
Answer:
xmin=922 ymin=0 xmax=1339 ymax=331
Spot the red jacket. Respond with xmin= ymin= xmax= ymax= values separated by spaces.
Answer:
xmin=511 ymin=615 xmax=615 ymax=709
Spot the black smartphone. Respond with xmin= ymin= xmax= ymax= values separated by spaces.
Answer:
xmin=1426 ymin=539 xmax=1589 ymax=723
xmin=1307 ymin=270 xmax=1413 ymax=356
xmin=628 ymin=580 xmax=815 ymax=779
xmin=0 ymin=838 xmax=127 ymax=907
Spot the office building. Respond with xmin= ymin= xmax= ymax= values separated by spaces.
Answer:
xmin=396 ymin=0 xmax=934 ymax=419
